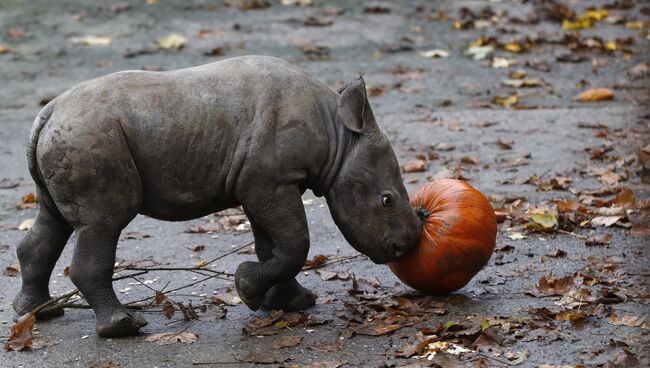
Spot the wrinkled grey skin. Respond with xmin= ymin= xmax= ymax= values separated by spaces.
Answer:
xmin=12 ymin=56 xmax=422 ymax=338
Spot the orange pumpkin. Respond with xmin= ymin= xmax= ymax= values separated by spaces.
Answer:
xmin=389 ymin=179 xmax=497 ymax=294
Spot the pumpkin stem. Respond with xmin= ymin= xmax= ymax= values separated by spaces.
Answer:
xmin=415 ymin=206 xmax=430 ymax=222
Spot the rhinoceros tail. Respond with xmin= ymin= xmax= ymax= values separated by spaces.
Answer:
xmin=27 ymin=101 xmax=66 ymax=222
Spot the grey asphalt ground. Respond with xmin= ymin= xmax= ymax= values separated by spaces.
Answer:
xmin=0 ymin=1 xmax=649 ymax=367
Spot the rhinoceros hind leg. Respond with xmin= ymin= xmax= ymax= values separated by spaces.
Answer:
xmin=262 ymin=279 xmax=316 ymax=311
xmin=70 ymin=224 xmax=147 ymax=338
xmin=13 ymin=196 xmax=72 ymax=320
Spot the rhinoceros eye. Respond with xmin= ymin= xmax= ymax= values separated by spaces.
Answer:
xmin=382 ymin=194 xmax=393 ymax=207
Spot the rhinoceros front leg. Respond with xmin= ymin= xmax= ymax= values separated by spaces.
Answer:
xmin=236 ymin=185 xmax=310 ymax=311
xmin=248 ymin=217 xmax=316 ymax=311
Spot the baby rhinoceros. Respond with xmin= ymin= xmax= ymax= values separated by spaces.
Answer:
xmin=13 ymin=56 xmax=422 ymax=338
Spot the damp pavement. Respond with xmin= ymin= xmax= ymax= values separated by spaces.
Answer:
xmin=0 ymin=1 xmax=649 ymax=367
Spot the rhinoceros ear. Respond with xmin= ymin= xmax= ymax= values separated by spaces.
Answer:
xmin=337 ymin=76 xmax=376 ymax=134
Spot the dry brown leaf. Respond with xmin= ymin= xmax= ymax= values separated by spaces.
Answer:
xmin=4 ymin=312 xmax=36 ymax=351
xmin=497 ymin=138 xmax=514 ymax=149
xmin=21 ymin=193 xmax=36 ymax=204
xmin=186 ymin=244 xmax=206 ymax=252
xmin=591 ymin=216 xmax=622 ymax=227
xmin=575 ymin=88 xmax=614 ymax=102
xmin=4 ymin=262 xmax=20 ymax=277
xmin=401 ymin=160 xmax=428 ymax=173
xmin=609 ymin=313 xmax=647 ymax=327
xmin=304 ymin=254 xmax=328 ymax=269
xmin=272 ymin=335 xmax=303 ymax=349
xmin=536 ymin=275 xmax=575 ymax=295
xmin=585 ymin=233 xmax=612 ymax=246
xmin=460 ymin=156 xmax=480 ymax=165
xmin=145 ymin=332 xmax=198 ymax=345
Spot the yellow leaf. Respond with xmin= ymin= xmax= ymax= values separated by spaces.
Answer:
xmin=574 ymin=88 xmax=614 ymax=102
xmin=625 ymin=21 xmax=644 ymax=30
xmin=193 ymin=259 xmax=208 ymax=268
xmin=562 ymin=19 xmax=591 ymax=30
xmin=70 ymin=36 xmax=112 ymax=46
xmin=493 ymin=95 xmax=518 ymax=108
xmin=147 ymin=0 xmax=158 ymax=4
xmin=503 ymin=42 xmax=522 ymax=53
xmin=0 ymin=45 xmax=11 ymax=54
xmin=157 ymin=33 xmax=186 ymax=50
xmin=605 ymin=41 xmax=616 ymax=51
xmin=527 ymin=207 xmax=558 ymax=230
xmin=578 ymin=9 xmax=608 ymax=22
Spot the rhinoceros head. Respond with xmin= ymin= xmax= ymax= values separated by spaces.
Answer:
xmin=325 ymin=77 xmax=422 ymax=264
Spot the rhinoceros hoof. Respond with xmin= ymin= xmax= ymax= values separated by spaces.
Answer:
xmin=263 ymin=281 xmax=316 ymax=311
xmin=235 ymin=261 xmax=265 ymax=311
xmin=13 ymin=293 xmax=64 ymax=320
xmin=96 ymin=309 xmax=147 ymax=338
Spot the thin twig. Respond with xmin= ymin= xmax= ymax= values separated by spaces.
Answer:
xmin=303 ymin=254 xmax=363 ymax=271
xmin=112 ymin=271 xmax=149 ymax=281
xmin=557 ymin=229 xmax=588 ymax=239
xmin=477 ymin=352 xmax=517 ymax=366
xmin=34 ymin=289 xmax=80 ymax=315
xmin=192 ymin=362 xmax=248 ymax=366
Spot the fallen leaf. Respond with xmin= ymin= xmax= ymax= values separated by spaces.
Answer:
xmin=224 ymin=0 xmax=270 ymax=9
xmin=4 ymin=312 xmax=35 ymax=351
xmin=526 ymin=206 xmax=559 ymax=230
xmin=466 ymin=45 xmax=494 ymax=60
xmin=460 ymin=156 xmax=480 ymax=165
xmin=298 ymin=43 xmax=330 ymax=60
xmin=281 ymin=0 xmax=312 ymax=6
xmin=21 ymin=193 xmax=36 ymax=204
xmin=585 ymin=233 xmax=612 ymax=246
xmin=203 ymin=47 xmax=227 ymax=56
xmin=373 ymin=324 xmax=402 ymax=335
xmin=145 ymin=332 xmax=198 ymax=345
xmin=537 ymin=275 xmax=575 ymax=295
xmin=507 ymin=232 xmax=527 ymax=240
xmin=497 ymin=138 xmax=514 ymax=149
xmin=419 ymin=49 xmax=449 ymax=58
xmin=492 ymin=57 xmax=517 ymax=68
xmin=162 ymin=301 xmax=175 ymax=319
xmin=591 ymin=216 xmax=622 ymax=227
xmin=193 ymin=260 xmax=208 ymax=268
xmin=70 ymin=35 xmax=112 ymax=45
xmin=272 ymin=335 xmax=302 ymax=348
xmin=401 ymin=160 xmax=428 ymax=173
xmin=364 ymin=4 xmax=391 ymax=13
xmin=555 ymin=309 xmax=586 ymax=323
xmin=609 ymin=313 xmax=646 ymax=327
xmin=4 ymin=263 xmax=21 ymax=277
xmin=18 ymin=218 xmax=35 ymax=231
xmin=186 ymin=244 xmax=206 ymax=252
xmin=613 ymin=188 xmax=635 ymax=208
xmin=493 ymin=95 xmax=518 ymax=108
xmin=211 ymin=293 xmax=242 ymax=306
xmin=30 ymin=337 xmax=58 ymax=350
xmin=505 ymin=349 xmax=529 ymax=365
xmin=157 ymin=34 xmax=186 ymax=50
xmin=574 ymin=88 xmax=614 ymax=102
xmin=304 ymin=254 xmax=328 ymax=269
